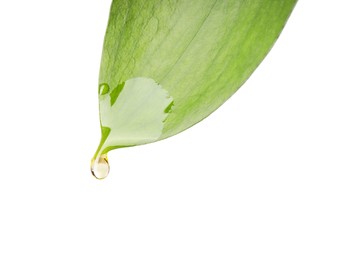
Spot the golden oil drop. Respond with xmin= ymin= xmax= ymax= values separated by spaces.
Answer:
xmin=91 ymin=154 xmax=110 ymax=180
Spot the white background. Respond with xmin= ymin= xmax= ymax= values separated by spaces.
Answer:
xmin=0 ymin=1 xmax=343 ymax=259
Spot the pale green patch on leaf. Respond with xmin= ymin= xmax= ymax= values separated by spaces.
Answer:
xmin=93 ymin=78 xmax=173 ymax=159
xmin=93 ymin=0 xmax=297 ymax=159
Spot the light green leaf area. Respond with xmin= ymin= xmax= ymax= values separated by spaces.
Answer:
xmin=94 ymin=0 xmax=297 ymax=158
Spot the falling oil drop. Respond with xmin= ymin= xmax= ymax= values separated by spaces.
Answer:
xmin=91 ymin=154 xmax=110 ymax=180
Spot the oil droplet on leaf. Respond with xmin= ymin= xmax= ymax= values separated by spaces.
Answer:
xmin=91 ymin=154 xmax=110 ymax=180
xmin=99 ymin=83 xmax=110 ymax=95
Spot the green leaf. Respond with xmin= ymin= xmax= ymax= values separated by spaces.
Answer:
xmin=93 ymin=0 xmax=297 ymax=161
